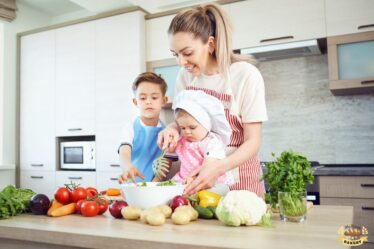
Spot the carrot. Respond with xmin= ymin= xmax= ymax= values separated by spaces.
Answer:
xmin=106 ymin=188 xmax=121 ymax=196
xmin=47 ymin=200 xmax=64 ymax=216
xmin=50 ymin=203 xmax=76 ymax=217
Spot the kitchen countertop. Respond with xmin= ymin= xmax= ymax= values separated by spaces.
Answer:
xmin=0 ymin=205 xmax=353 ymax=249
xmin=313 ymin=165 xmax=374 ymax=176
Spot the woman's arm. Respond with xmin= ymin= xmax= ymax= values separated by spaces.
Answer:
xmin=183 ymin=122 xmax=262 ymax=195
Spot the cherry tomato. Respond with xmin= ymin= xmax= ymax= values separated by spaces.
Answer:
xmin=86 ymin=187 xmax=98 ymax=198
xmin=54 ymin=187 xmax=71 ymax=204
xmin=96 ymin=198 xmax=108 ymax=215
xmin=81 ymin=201 xmax=99 ymax=217
xmin=76 ymin=199 xmax=85 ymax=214
xmin=71 ymin=187 xmax=87 ymax=203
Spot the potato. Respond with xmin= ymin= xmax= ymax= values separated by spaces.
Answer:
xmin=146 ymin=212 xmax=166 ymax=226
xmin=174 ymin=205 xmax=198 ymax=221
xmin=171 ymin=211 xmax=190 ymax=225
xmin=121 ymin=206 xmax=141 ymax=220
xmin=140 ymin=207 xmax=162 ymax=223
xmin=157 ymin=205 xmax=172 ymax=218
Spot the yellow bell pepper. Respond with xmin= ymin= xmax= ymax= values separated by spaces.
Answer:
xmin=196 ymin=190 xmax=221 ymax=208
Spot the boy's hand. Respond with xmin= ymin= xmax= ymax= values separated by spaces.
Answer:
xmin=118 ymin=167 xmax=145 ymax=184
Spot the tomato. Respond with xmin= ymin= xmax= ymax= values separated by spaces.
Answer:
xmin=71 ymin=187 xmax=87 ymax=203
xmin=81 ymin=201 xmax=99 ymax=217
xmin=76 ymin=199 xmax=85 ymax=214
xmin=86 ymin=187 xmax=98 ymax=198
xmin=54 ymin=187 xmax=71 ymax=204
xmin=96 ymin=198 xmax=108 ymax=215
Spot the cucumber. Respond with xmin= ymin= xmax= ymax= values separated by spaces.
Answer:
xmin=194 ymin=205 xmax=214 ymax=219
xmin=207 ymin=206 xmax=218 ymax=219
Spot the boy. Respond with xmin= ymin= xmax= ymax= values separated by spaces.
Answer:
xmin=118 ymin=72 xmax=168 ymax=184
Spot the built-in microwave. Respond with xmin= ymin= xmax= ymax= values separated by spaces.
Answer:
xmin=60 ymin=141 xmax=95 ymax=170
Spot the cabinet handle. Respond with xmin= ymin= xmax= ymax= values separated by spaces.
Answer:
xmin=110 ymin=164 xmax=120 ymax=167
xmin=30 ymin=164 xmax=43 ymax=167
xmin=361 ymin=80 xmax=374 ymax=85
xmin=361 ymin=184 xmax=374 ymax=187
xmin=362 ymin=206 xmax=374 ymax=211
xmin=67 ymin=128 xmax=82 ymax=131
xmin=68 ymin=177 xmax=82 ymax=180
xmin=358 ymin=24 xmax=374 ymax=30
xmin=260 ymin=36 xmax=294 ymax=43
xmin=30 ymin=176 xmax=43 ymax=179
xmin=110 ymin=177 xmax=118 ymax=181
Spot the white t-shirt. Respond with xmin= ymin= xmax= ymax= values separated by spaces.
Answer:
xmin=174 ymin=61 xmax=268 ymax=123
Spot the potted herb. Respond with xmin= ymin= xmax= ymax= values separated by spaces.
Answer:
xmin=262 ymin=150 xmax=314 ymax=222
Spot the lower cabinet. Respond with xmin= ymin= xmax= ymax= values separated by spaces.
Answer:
xmin=55 ymin=171 xmax=96 ymax=189
xmin=320 ymin=176 xmax=374 ymax=245
xmin=20 ymin=170 xmax=56 ymax=198
xmin=96 ymin=172 xmax=122 ymax=191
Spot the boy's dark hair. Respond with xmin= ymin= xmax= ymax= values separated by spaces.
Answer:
xmin=132 ymin=72 xmax=167 ymax=95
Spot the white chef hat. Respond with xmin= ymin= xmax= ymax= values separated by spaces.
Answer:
xmin=173 ymin=90 xmax=232 ymax=146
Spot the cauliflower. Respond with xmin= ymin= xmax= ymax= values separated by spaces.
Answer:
xmin=215 ymin=190 xmax=267 ymax=226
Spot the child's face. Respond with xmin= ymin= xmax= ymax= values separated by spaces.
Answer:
xmin=133 ymin=82 xmax=168 ymax=121
xmin=176 ymin=112 xmax=208 ymax=142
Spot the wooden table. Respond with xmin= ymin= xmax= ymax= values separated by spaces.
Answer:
xmin=0 ymin=205 xmax=353 ymax=249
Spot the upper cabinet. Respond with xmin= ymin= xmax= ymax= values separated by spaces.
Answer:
xmin=227 ymin=0 xmax=326 ymax=49
xmin=20 ymin=30 xmax=56 ymax=171
xmin=325 ymin=0 xmax=374 ymax=36
xmin=95 ymin=12 xmax=144 ymax=172
xmin=55 ymin=22 xmax=96 ymax=136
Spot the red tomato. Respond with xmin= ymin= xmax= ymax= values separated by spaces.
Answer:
xmin=86 ymin=187 xmax=98 ymax=198
xmin=76 ymin=199 xmax=85 ymax=214
xmin=96 ymin=198 xmax=108 ymax=215
xmin=81 ymin=201 xmax=99 ymax=217
xmin=71 ymin=187 xmax=87 ymax=203
xmin=54 ymin=187 xmax=71 ymax=204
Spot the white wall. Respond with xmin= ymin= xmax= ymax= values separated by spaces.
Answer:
xmin=0 ymin=3 xmax=51 ymax=170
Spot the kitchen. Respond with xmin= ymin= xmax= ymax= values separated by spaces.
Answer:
xmin=0 ymin=0 xmax=374 ymax=248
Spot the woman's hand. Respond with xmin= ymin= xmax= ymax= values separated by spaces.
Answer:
xmin=183 ymin=160 xmax=224 ymax=195
xmin=157 ymin=123 xmax=179 ymax=152
xmin=118 ymin=166 xmax=144 ymax=184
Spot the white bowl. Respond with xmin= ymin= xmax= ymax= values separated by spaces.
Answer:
xmin=121 ymin=182 xmax=185 ymax=209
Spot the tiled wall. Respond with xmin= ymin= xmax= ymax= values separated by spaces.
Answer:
xmin=161 ymin=54 xmax=374 ymax=164
xmin=258 ymin=55 xmax=374 ymax=164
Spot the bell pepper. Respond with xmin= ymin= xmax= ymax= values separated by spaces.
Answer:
xmin=196 ymin=190 xmax=221 ymax=208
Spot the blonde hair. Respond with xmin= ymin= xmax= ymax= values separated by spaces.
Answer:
xmin=168 ymin=4 xmax=255 ymax=79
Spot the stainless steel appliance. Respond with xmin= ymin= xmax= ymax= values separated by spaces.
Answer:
xmin=60 ymin=141 xmax=95 ymax=170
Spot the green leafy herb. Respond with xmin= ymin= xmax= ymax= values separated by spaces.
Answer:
xmin=278 ymin=192 xmax=306 ymax=217
xmin=156 ymin=180 xmax=176 ymax=186
xmin=0 ymin=185 xmax=36 ymax=219
xmin=261 ymin=150 xmax=314 ymax=208
xmin=137 ymin=182 xmax=147 ymax=187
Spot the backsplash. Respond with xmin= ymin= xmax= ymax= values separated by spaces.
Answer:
xmin=258 ymin=55 xmax=374 ymax=164
xmin=160 ymin=55 xmax=374 ymax=164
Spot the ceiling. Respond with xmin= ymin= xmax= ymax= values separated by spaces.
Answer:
xmin=17 ymin=0 xmax=219 ymax=17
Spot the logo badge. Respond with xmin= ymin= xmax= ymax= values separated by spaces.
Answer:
xmin=338 ymin=225 xmax=368 ymax=247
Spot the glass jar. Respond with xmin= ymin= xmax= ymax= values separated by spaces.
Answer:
xmin=278 ymin=191 xmax=307 ymax=222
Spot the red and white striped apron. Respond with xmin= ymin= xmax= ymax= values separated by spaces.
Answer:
xmin=186 ymin=85 xmax=265 ymax=198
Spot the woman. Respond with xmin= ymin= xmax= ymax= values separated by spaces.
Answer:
xmin=158 ymin=4 xmax=268 ymax=197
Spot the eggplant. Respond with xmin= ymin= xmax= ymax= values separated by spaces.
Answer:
xmin=29 ymin=194 xmax=50 ymax=215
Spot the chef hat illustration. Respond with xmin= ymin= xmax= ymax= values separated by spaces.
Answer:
xmin=173 ymin=90 xmax=232 ymax=145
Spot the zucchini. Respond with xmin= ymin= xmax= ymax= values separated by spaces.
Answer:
xmin=194 ymin=205 xmax=214 ymax=219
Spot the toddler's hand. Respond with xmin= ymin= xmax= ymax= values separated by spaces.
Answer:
xmin=118 ymin=167 xmax=144 ymax=184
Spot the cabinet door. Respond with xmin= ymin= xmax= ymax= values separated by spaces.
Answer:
xmin=95 ymin=12 xmax=143 ymax=172
xmin=96 ymin=172 xmax=122 ymax=191
xmin=55 ymin=171 xmax=96 ymax=188
xmin=20 ymin=30 xmax=56 ymax=171
xmin=55 ymin=22 xmax=95 ymax=136
xmin=326 ymin=0 xmax=374 ymax=36
xmin=229 ymin=0 xmax=326 ymax=49
xmin=20 ymin=170 xmax=56 ymax=198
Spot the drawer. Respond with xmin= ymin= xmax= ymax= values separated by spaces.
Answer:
xmin=96 ymin=172 xmax=122 ymax=191
xmin=20 ymin=170 xmax=56 ymax=198
xmin=55 ymin=171 xmax=96 ymax=188
xmin=321 ymin=197 xmax=374 ymax=243
xmin=320 ymin=176 xmax=374 ymax=198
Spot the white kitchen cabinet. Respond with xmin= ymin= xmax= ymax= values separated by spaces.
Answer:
xmin=325 ymin=0 xmax=374 ymax=36
xmin=20 ymin=30 xmax=56 ymax=171
xmin=55 ymin=21 xmax=95 ymax=136
xmin=96 ymin=172 xmax=122 ymax=191
xmin=20 ymin=170 xmax=56 ymax=198
xmin=55 ymin=171 xmax=96 ymax=188
xmin=95 ymin=12 xmax=143 ymax=172
xmin=228 ymin=0 xmax=326 ymax=49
